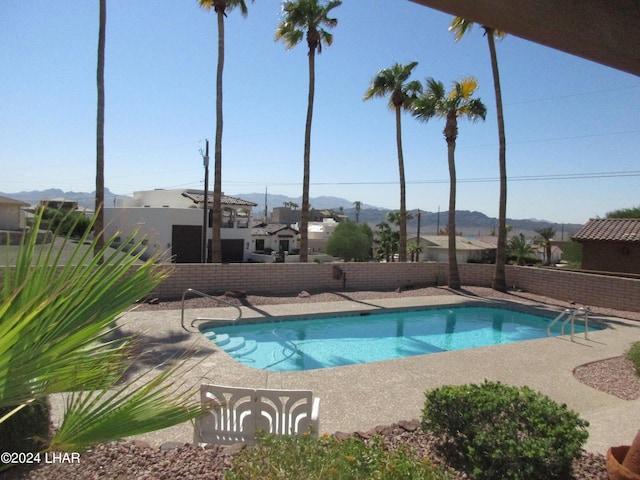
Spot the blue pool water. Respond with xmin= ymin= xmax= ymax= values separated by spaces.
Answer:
xmin=201 ymin=306 xmax=597 ymax=372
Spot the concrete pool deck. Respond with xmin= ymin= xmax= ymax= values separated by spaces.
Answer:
xmin=113 ymin=294 xmax=639 ymax=455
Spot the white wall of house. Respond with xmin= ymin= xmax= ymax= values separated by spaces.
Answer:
xmin=306 ymin=218 xmax=338 ymax=253
xmin=105 ymin=189 xmax=253 ymax=261
xmin=0 ymin=197 xmax=29 ymax=230
xmin=252 ymin=228 xmax=299 ymax=254
xmin=116 ymin=189 xmax=194 ymax=209
xmin=0 ymin=205 xmax=25 ymax=230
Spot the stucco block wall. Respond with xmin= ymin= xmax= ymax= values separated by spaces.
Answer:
xmin=154 ymin=262 xmax=440 ymax=298
xmin=152 ymin=262 xmax=639 ymax=313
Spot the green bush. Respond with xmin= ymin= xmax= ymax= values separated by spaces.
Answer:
xmin=626 ymin=341 xmax=640 ymax=376
xmin=41 ymin=207 xmax=91 ymax=238
xmin=226 ymin=432 xmax=454 ymax=480
xmin=0 ymin=398 xmax=51 ymax=453
xmin=421 ymin=381 xmax=589 ymax=480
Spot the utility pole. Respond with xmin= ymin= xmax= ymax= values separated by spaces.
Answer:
xmin=416 ymin=209 xmax=421 ymax=247
xmin=201 ymin=140 xmax=209 ymax=263
xmin=264 ymin=185 xmax=268 ymax=223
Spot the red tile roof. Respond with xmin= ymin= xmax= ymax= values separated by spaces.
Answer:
xmin=181 ymin=190 xmax=257 ymax=207
xmin=573 ymin=218 xmax=640 ymax=242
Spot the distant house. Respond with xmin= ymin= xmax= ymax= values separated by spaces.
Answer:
xmin=306 ymin=218 xmax=339 ymax=253
xmin=0 ymin=195 xmax=29 ymax=230
xmin=573 ymin=218 xmax=640 ymax=274
xmin=407 ymin=235 xmax=496 ymax=263
xmin=250 ymin=223 xmax=299 ymax=256
xmin=270 ymin=206 xmax=327 ymax=224
xmin=104 ymin=189 xmax=256 ymax=263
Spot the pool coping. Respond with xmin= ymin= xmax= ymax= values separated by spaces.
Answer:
xmin=50 ymin=294 xmax=640 ymax=455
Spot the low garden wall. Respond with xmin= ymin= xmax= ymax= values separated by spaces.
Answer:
xmin=153 ymin=262 xmax=639 ymax=313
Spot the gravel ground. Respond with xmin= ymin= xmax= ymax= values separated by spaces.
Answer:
xmin=3 ymin=286 xmax=638 ymax=480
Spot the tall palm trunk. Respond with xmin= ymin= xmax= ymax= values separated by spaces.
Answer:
xmin=445 ymin=112 xmax=460 ymax=289
xmin=94 ymin=0 xmax=106 ymax=261
xmin=211 ymin=7 xmax=225 ymax=263
xmin=487 ymin=28 xmax=507 ymax=291
xmin=300 ymin=37 xmax=316 ymax=263
xmin=395 ymin=106 xmax=407 ymax=262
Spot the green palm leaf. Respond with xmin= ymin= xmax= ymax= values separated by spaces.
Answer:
xmin=51 ymin=361 xmax=202 ymax=451
xmin=0 ymin=209 xmax=202 ymax=451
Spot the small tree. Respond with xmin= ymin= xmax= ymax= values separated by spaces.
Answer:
xmin=374 ymin=221 xmax=399 ymax=262
xmin=606 ymin=206 xmax=640 ymax=218
xmin=535 ymin=226 xmax=556 ymax=266
xmin=508 ymin=233 xmax=535 ymax=265
xmin=325 ymin=221 xmax=371 ymax=261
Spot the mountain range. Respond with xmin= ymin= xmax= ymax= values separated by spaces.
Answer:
xmin=0 ymin=189 xmax=583 ymax=238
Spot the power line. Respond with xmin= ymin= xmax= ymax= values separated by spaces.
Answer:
xmin=221 ymin=170 xmax=640 ymax=187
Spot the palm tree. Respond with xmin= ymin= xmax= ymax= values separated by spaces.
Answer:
xmin=450 ymin=17 xmax=508 ymax=292
xmin=374 ymin=220 xmax=398 ymax=262
xmin=353 ymin=200 xmax=362 ymax=223
xmin=508 ymin=233 xmax=535 ymax=266
xmin=407 ymin=241 xmax=423 ymax=262
xmin=275 ymin=0 xmax=342 ymax=262
xmin=94 ymin=0 xmax=106 ymax=261
xmin=413 ymin=77 xmax=487 ymax=290
xmin=364 ymin=62 xmax=422 ymax=262
xmin=199 ymin=0 xmax=253 ymax=263
xmin=0 ymin=210 xmax=201 ymax=453
xmin=536 ymin=226 xmax=556 ymax=266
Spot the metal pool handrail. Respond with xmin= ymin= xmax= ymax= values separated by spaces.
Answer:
xmin=547 ymin=306 xmax=590 ymax=342
xmin=181 ymin=288 xmax=242 ymax=332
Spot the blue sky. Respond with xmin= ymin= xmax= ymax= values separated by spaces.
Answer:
xmin=1 ymin=0 xmax=638 ymax=224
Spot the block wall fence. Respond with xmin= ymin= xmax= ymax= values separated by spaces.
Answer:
xmin=153 ymin=262 xmax=640 ymax=313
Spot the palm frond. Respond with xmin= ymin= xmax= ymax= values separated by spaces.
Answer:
xmin=0 ymin=208 xmax=187 ymax=447
xmin=50 ymin=361 xmax=203 ymax=452
xmin=449 ymin=16 xmax=474 ymax=41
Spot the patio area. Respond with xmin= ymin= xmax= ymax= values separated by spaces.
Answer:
xmin=97 ymin=288 xmax=640 ymax=455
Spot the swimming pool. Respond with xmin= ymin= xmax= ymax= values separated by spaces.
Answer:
xmin=201 ymin=306 xmax=597 ymax=372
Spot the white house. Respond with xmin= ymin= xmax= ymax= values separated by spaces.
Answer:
xmin=250 ymin=223 xmax=299 ymax=262
xmin=306 ymin=218 xmax=338 ymax=253
xmin=0 ymin=195 xmax=29 ymax=231
xmin=407 ymin=235 xmax=496 ymax=263
xmin=104 ymin=189 xmax=256 ymax=263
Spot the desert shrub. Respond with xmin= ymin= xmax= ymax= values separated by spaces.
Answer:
xmin=41 ymin=207 xmax=91 ymax=237
xmin=0 ymin=398 xmax=51 ymax=453
xmin=421 ymin=381 xmax=589 ymax=480
xmin=226 ymin=432 xmax=454 ymax=480
xmin=626 ymin=341 xmax=640 ymax=376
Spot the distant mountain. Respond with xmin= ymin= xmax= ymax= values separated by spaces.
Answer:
xmin=236 ymin=192 xmax=374 ymax=213
xmin=0 ymin=188 xmax=125 ymax=211
xmin=1 ymin=189 xmax=583 ymax=238
xmin=237 ymin=192 xmax=582 ymax=238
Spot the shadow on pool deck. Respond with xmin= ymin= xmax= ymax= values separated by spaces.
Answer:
xmin=49 ymin=293 xmax=640 ymax=455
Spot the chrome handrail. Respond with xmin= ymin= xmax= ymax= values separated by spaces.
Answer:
xmin=547 ymin=309 xmax=571 ymax=336
xmin=181 ymin=288 xmax=242 ymax=332
xmin=548 ymin=306 xmax=590 ymax=342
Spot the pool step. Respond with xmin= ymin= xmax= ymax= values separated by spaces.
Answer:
xmin=230 ymin=340 xmax=257 ymax=358
xmin=219 ymin=336 xmax=247 ymax=353
xmin=210 ymin=333 xmax=230 ymax=346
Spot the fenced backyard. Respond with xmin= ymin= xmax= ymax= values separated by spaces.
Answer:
xmin=152 ymin=262 xmax=639 ymax=313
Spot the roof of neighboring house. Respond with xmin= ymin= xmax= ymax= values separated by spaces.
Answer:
xmin=408 ymin=235 xmax=496 ymax=251
xmin=0 ymin=195 xmax=30 ymax=207
xmin=573 ymin=218 xmax=640 ymax=243
xmin=181 ymin=190 xmax=257 ymax=207
xmin=251 ymin=223 xmax=299 ymax=236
